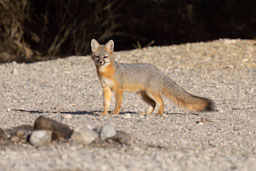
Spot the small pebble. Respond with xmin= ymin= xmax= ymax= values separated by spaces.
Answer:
xmin=123 ymin=114 xmax=132 ymax=119
xmin=197 ymin=122 xmax=204 ymax=126
xmin=62 ymin=114 xmax=72 ymax=119
xmin=162 ymin=114 xmax=168 ymax=118
xmin=11 ymin=68 xmax=18 ymax=75
xmin=242 ymin=58 xmax=249 ymax=62
xmin=139 ymin=114 xmax=145 ymax=119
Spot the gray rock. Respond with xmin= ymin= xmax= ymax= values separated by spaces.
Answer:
xmin=71 ymin=125 xmax=98 ymax=145
xmin=110 ymin=130 xmax=134 ymax=145
xmin=29 ymin=130 xmax=52 ymax=146
xmin=0 ymin=128 xmax=8 ymax=144
xmin=99 ymin=124 xmax=116 ymax=141
xmin=5 ymin=124 xmax=33 ymax=143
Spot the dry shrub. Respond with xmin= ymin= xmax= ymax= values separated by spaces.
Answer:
xmin=0 ymin=0 xmax=33 ymax=62
xmin=0 ymin=0 xmax=255 ymax=63
xmin=27 ymin=0 xmax=123 ymax=57
xmin=0 ymin=0 xmax=123 ymax=62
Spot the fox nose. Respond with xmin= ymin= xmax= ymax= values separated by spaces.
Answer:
xmin=99 ymin=61 xmax=104 ymax=65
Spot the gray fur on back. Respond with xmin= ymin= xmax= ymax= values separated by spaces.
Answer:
xmin=114 ymin=61 xmax=191 ymax=99
xmin=113 ymin=61 xmax=169 ymax=93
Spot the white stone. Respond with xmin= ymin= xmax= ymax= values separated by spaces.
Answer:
xmin=197 ymin=122 xmax=204 ymax=126
xmin=71 ymin=125 xmax=98 ymax=145
xmin=62 ymin=114 xmax=72 ymax=119
xmin=29 ymin=130 xmax=52 ymax=146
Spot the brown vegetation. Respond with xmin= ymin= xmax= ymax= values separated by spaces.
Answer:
xmin=0 ymin=0 xmax=255 ymax=62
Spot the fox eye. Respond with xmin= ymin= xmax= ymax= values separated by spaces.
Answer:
xmin=94 ymin=55 xmax=100 ymax=59
xmin=103 ymin=56 xmax=108 ymax=59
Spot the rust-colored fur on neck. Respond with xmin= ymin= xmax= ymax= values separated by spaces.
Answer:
xmin=96 ymin=59 xmax=115 ymax=80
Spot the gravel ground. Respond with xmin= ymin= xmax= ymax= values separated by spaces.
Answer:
xmin=0 ymin=39 xmax=255 ymax=171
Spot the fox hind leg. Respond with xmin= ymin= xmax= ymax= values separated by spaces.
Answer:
xmin=138 ymin=91 xmax=156 ymax=114
xmin=145 ymin=92 xmax=164 ymax=115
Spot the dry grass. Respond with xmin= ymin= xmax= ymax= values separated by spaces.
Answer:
xmin=0 ymin=0 xmax=123 ymax=62
xmin=0 ymin=0 xmax=255 ymax=63
xmin=0 ymin=0 xmax=33 ymax=62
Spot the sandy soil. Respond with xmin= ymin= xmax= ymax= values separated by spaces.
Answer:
xmin=0 ymin=39 xmax=255 ymax=171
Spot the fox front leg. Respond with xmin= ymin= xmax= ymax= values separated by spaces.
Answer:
xmin=102 ymin=87 xmax=112 ymax=116
xmin=111 ymin=88 xmax=123 ymax=114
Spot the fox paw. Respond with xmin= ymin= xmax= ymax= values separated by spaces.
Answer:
xmin=101 ymin=111 xmax=108 ymax=116
xmin=111 ymin=110 xmax=120 ymax=115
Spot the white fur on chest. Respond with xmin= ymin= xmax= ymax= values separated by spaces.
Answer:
xmin=98 ymin=65 xmax=106 ymax=72
xmin=98 ymin=63 xmax=110 ymax=72
xmin=100 ymin=77 xmax=115 ymax=87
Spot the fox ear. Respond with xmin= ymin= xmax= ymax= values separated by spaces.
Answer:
xmin=105 ymin=40 xmax=114 ymax=53
xmin=91 ymin=39 xmax=100 ymax=52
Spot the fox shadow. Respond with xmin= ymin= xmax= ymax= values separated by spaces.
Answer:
xmin=12 ymin=109 xmax=137 ymax=116
xmin=12 ymin=108 xmax=198 ymax=116
xmin=12 ymin=109 xmax=99 ymax=115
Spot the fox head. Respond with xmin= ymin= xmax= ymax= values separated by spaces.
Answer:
xmin=91 ymin=39 xmax=114 ymax=67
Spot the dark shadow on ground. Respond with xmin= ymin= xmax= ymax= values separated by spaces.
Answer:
xmin=11 ymin=109 xmax=100 ymax=116
xmin=11 ymin=108 xmax=137 ymax=116
xmin=164 ymin=112 xmax=199 ymax=116
xmin=11 ymin=108 xmax=199 ymax=116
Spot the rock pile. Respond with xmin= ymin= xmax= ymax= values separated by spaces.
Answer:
xmin=0 ymin=116 xmax=133 ymax=147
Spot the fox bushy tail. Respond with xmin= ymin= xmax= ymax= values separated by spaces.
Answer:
xmin=161 ymin=76 xmax=214 ymax=112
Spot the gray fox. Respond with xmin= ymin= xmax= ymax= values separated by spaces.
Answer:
xmin=90 ymin=39 xmax=214 ymax=116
